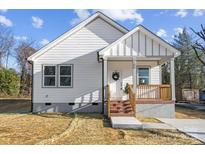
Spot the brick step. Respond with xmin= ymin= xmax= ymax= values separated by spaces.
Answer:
xmin=110 ymin=113 xmax=135 ymax=116
xmin=110 ymin=100 xmax=134 ymax=117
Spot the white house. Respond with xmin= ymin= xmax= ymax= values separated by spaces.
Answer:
xmin=28 ymin=12 xmax=180 ymax=118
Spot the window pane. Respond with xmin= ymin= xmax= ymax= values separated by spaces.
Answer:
xmin=138 ymin=68 xmax=149 ymax=77
xmin=44 ymin=66 xmax=55 ymax=75
xmin=60 ymin=77 xmax=71 ymax=86
xmin=44 ymin=77 xmax=55 ymax=86
xmin=139 ymin=78 xmax=149 ymax=85
xmin=60 ymin=66 xmax=71 ymax=75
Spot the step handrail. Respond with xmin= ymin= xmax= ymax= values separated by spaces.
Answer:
xmin=128 ymin=84 xmax=136 ymax=114
xmin=107 ymin=84 xmax=111 ymax=118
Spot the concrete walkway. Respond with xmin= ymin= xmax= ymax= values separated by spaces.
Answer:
xmin=176 ymin=103 xmax=205 ymax=111
xmin=158 ymin=118 xmax=205 ymax=143
xmin=142 ymin=122 xmax=175 ymax=130
xmin=111 ymin=117 xmax=142 ymax=129
xmin=111 ymin=116 xmax=176 ymax=130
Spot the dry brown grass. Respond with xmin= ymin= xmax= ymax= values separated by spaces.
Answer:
xmin=0 ymin=113 xmax=202 ymax=145
xmin=136 ymin=115 xmax=161 ymax=123
xmin=50 ymin=114 xmax=201 ymax=145
xmin=176 ymin=106 xmax=205 ymax=119
xmin=0 ymin=113 xmax=74 ymax=144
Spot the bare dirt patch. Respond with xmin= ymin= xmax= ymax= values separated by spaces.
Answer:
xmin=0 ymin=99 xmax=31 ymax=113
xmin=176 ymin=106 xmax=205 ymax=119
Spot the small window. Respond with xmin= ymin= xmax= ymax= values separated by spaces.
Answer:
xmin=59 ymin=65 xmax=73 ymax=87
xmin=43 ymin=65 xmax=56 ymax=87
xmin=138 ymin=68 xmax=149 ymax=85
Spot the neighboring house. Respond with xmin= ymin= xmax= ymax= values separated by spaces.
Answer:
xmin=28 ymin=12 xmax=180 ymax=118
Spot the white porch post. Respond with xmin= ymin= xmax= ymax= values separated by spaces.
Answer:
xmin=104 ymin=58 xmax=108 ymax=86
xmin=170 ymin=58 xmax=176 ymax=101
xmin=132 ymin=57 xmax=137 ymax=91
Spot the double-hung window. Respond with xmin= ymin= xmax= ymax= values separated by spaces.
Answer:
xmin=43 ymin=65 xmax=56 ymax=87
xmin=137 ymin=68 xmax=150 ymax=85
xmin=58 ymin=65 xmax=73 ymax=87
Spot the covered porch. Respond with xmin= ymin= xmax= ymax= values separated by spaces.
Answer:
xmin=99 ymin=25 xmax=180 ymax=118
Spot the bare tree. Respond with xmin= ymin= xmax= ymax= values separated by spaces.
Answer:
xmin=15 ymin=41 xmax=36 ymax=96
xmin=191 ymin=24 xmax=205 ymax=66
xmin=0 ymin=26 xmax=15 ymax=67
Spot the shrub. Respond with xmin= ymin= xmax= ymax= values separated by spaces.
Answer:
xmin=0 ymin=67 xmax=20 ymax=96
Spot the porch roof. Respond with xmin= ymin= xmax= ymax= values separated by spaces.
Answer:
xmin=98 ymin=25 xmax=181 ymax=59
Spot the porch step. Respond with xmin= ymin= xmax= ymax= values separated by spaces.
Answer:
xmin=110 ymin=100 xmax=135 ymax=116
xmin=111 ymin=116 xmax=142 ymax=129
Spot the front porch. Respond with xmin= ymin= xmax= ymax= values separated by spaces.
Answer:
xmin=106 ymin=83 xmax=175 ymax=118
xmin=98 ymin=25 xmax=179 ymax=118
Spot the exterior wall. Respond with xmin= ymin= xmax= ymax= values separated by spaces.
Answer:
xmin=33 ymin=17 xmax=124 ymax=112
xmin=107 ymin=61 xmax=133 ymax=100
xmin=104 ymin=29 xmax=174 ymax=57
xmin=107 ymin=60 xmax=161 ymax=100
xmin=137 ymin=61 xmax=161 ymax=84
xmin=33 ymin=103 xmax=102 ymax=113
xmin=136 ymin=103 xmax=175 ymax=118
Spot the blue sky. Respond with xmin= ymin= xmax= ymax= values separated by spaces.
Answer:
xmin=0 ymin=9 xmax=205 ymax=69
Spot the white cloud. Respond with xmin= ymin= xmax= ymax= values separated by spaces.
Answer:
xmin=14 ymin=36 xmax=28 ymax=41
xmin=97 ymin=9 xmax=144 ymax=24
xmin=175 ymin=9 xmax=188 ymax=18
xmin=0 ymin=15 xmax=13 ymax=27
xmin=172 ymin=27 xmax=183 ymax=38
xmin=40 ymin=39 xmax=49 ymax=46
xmin=0 ymin=9 xmax=8 ymax=13
xmin=174 ymin=27 xmax=183 ymax=34
xmin=70 ymin=10 xmax=91 ymax=25
xmin=32 ymin=16 xmax=44 ymax=28
xmin=193 ymin=9 xmax=205 ymax=16
xmin=156 ymin=29 xmax=167 ymax=37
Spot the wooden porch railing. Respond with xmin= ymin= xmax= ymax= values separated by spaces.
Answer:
xmin=136 ymin=84 xmax=171 ymax=100
xmin=128 ymin=84 xmax=136 ymax=113
xmin=106 ymin=84 xmax=111 ymax=118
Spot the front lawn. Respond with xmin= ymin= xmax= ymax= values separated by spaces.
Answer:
xmin=0 ymin=113 xmax=201 ymax=145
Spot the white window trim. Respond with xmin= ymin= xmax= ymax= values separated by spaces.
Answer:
xmin=58 ymin=64 xmax=73 ymax=88
xmin=136 ymin=66 xmax=150 ymax=85
xmin=43 ymin=65 xmax=57 ymax=88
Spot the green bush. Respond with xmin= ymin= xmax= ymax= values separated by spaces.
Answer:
xmin=0 ymin=67 xmax=20 ymax=96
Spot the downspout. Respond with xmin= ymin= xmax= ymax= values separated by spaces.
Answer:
xmin=101 ymin=58 xmax=104 ymax=114
xmin=28 ymin=60 xmax=33 ymax=113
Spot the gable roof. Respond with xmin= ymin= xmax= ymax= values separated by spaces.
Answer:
xmin=99 ymin=24 xmax=181 ymax=57
xmin=28 ymin=11 xmax=129 ymax=61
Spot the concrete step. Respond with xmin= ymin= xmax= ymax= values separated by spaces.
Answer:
xmin=111 ymin=116 xmax=142 ymax=129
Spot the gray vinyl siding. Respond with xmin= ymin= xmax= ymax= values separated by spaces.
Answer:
xmin=33 ymin=17 xmax=124 ymax=104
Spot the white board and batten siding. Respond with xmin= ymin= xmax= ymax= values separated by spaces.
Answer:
xmin=104 ymin=30 xmax=174 ymax=57
xmin=33 ymin=18 xmax=124 ymax=104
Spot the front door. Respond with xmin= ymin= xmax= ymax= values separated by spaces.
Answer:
xmin=108 ymin=69 xmax=123 ymax=100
